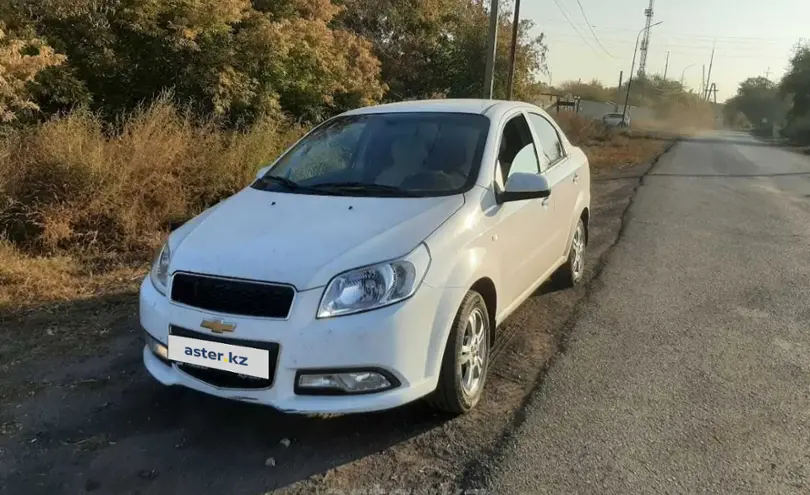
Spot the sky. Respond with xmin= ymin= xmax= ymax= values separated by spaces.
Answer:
xmin=522 ymin=0 xmax=809 ymax=102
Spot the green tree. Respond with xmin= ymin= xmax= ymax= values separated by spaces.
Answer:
xmin=339 ymin=0 xmax=548 ymax=102
xmin=558 ymin=79 xmax=612 ymax=102
xmin=780 ymin=42 xmax=810 ymax=143
xmin=725 ymin=76 xmax=785 ymax=130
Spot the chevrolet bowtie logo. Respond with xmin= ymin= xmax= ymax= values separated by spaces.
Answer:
xmin=200 ymin=319 xmax=236 ymax=334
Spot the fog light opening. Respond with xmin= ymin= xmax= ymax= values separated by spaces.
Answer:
xmin=145 ymin=333 xmax=169 ymax=362
xmin=296 ymin=370 xmax=398 ymax=395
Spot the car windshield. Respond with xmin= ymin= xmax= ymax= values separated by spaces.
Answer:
xmin=253 ymin=112 xmax=490 ymax=197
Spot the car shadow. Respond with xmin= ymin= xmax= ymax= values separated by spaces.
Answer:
xmin=532 ymin=279 xmax=565 ymax=297
xmin=0 ymin=292 xmax=454 ymax=494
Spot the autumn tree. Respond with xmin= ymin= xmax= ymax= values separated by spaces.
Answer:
xmin=2 ymin=0 xmax=385 ymax=123
xmin=1 ymin=0 xmax=550 ymax=124
xmin=0 ymin=27 xmax=65 ymax=122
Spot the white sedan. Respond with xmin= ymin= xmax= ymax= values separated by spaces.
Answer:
xmin=140 ymin=99 xmax=590 ymax=414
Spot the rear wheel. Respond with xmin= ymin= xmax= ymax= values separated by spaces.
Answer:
xmin=553 ymin=218 xmax=586 ymax=288
xmin=427 ymin=291 xmax=490 ymax=414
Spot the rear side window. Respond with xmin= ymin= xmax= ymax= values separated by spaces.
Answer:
xmin=528 ymin=113 xmax=565 ymax=168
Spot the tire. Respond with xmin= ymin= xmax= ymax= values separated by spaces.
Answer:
xmin=427 ymin=291 xmax=490 ymax=414
xmin=553 ymin=217 xmax=586 ymax=288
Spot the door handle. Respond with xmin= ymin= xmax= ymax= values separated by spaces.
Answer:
xmin=573 ymin=173 xmax=580 ymax=184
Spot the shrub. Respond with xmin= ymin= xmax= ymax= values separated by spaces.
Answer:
xmin=0 ymin=97 xmax=303 ymax=255
xmin=782 ymin=114 xmax=810 ymax=144
xmin=552 ymin=112 xmax=612 ymax=145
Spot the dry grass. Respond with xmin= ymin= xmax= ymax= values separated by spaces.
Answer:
xmin=0 ymin=96 xmax=303 ymax=256
xmin=583 ymin=135 xmax=669 ymax=172
xmin=554 ymin=112 xmax=671 ymax=172
xmin=0 ymin=240 xmax=144 ymax=314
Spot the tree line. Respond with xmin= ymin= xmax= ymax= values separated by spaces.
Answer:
xmin=0 ymin=0 xmax=548 ymax=127
xmin=554 ymin=75 xmax=715 ymax=126
xmin=725 ymin=42 xmax=810 ymax=143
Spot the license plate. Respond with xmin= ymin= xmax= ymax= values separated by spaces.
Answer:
xmin=168 ymin=335 xmax=270 ymax=379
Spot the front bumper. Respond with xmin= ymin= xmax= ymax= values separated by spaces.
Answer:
xmin=139 ymin=277 xmax=465 ymax=414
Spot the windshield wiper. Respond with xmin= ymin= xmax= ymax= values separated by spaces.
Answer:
xmin=256 ymin=175 xmax=304 ymax=191
xmin=309 ymin=182 xmax=418 ymax=196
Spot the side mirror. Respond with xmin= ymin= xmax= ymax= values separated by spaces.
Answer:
xmin=255 ymin=165 xmax=271 ymax=181
xmin=499 ymin=172 xmax=551 ymax=203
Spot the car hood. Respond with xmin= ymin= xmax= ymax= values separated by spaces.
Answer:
xmin=168 ymin=188 xmax=463 ymax=290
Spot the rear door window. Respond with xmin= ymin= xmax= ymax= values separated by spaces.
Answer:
xmin=528 ymin=113 xmax=566 ymax=170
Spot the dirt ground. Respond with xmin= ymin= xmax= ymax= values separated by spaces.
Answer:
xmin=0 ymin=142 xmax=673 ymax=495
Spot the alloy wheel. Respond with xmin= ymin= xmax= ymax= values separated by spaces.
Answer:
xmin=572 ymin=221 xmax=585 ymax=279
xmin=459 ymin=307 xmax=487 ymax=396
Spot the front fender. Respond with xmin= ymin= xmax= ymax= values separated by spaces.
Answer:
xmin=422 ymin=244 xmax=502 ymax=379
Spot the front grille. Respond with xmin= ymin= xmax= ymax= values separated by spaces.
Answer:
xmin=170 ymin=273 xmax=294 ymax=318
xmin=170 ymin=326 xmax=279 ymax=389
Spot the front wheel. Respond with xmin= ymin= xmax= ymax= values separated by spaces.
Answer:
xmin=427 ymin=291 xmax=490 ymax=414
xmin=553 ymin=218 xmax=586 ymax=288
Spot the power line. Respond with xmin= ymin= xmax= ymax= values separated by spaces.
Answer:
xmin=543 ymin=33 xmax=793 ymax=54
xmin=541 ymin=32 xmax=792 ymax=49
xmin=544 ymin=38 xmax=791 ymax=61
xmin=572 ymin=0 xmax=615 ymax=58
xmin=548 ymin=0 xmax=602 ymax=57
xmin=539 ymin=18 xmax=798 ymax=42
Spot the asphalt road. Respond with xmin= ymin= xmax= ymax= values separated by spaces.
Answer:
xmin=487 ymin=132 xmax=810 ymax=493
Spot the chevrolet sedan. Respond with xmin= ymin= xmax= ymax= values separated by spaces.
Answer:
xmin=140 ymin=99 xmax=590 ymax=414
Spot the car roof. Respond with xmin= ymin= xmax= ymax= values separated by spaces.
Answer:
xmin=341 ymin=99 xmax=542 ymax=119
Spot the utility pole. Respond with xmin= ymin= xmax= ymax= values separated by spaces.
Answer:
xmin=663 ymin=51 xmax=670 ymax=79
xmin=765 ymin=66 xmax=772 ymax=79
xmin=704 ymin=41 xmax=716 ymax=100
xmin=483 ymin=0 xmax=499 ymax=99
xmin=506 ymin=0 xmax=522 ymax=100
xmin=615 ymin=70 xmax=623 ymax=112
xmin=638 ymin=0 xmax=655 ymax=78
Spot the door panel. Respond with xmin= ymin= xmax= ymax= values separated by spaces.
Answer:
xmin=527 ymin=113 xmax=580 ymax=258
xmin=490 ymin=113 xmax=556 ymax=308
xmin=543 ymin=156 xmax=579 ymax=256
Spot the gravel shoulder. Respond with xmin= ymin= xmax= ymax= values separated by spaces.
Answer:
xmin=0 ymin=142 xmax=673 ymax=495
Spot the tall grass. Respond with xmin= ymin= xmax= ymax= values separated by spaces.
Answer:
xmin=0 ymin=97 xmax=303 ymax=256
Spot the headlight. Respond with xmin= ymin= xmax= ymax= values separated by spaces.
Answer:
xmin=150 ymin=243 xmax=171 ymax=295
xmin=317 ymin=244 xmax=431 ymax=318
